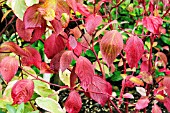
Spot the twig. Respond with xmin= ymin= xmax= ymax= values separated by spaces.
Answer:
xmin=162 ymin=7 xmax=170 ymax=19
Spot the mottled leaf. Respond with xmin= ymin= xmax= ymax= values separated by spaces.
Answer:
xmin=156 ymin=52 xmax=167 ymax=68
xmin=11 ymin=79 xmax=34 ymax=104
xmin=100 ymin=30 xmax=123 ymax=66
xmin=124 ymin=36 xmax=144 ymax=68
xmin=140 ymin=71 xmax=153 ymax=84
xmin=65 ymin=90 xmax=82 ymax=113
xmin=0 ymin=56 xmax=18 ymax=83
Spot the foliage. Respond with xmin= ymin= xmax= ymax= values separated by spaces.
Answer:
xmin=0 ymin=0 xmax=170 ymax=113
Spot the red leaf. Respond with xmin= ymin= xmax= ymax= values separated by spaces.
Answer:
xmin=60 ymin=51 xmax=73 ymax=72
xmin=152 ymin=103 xmax=162 ymax=113
xmin=75 ymin=56 xmax=94 ymax=91
xmin=70 ymin=27 xmax=82 ymax=39
xmin=163 ymin=76 xmax=170 ymax=96
xmin=164 ymin=97 xmax=170 ymax=112
xmin=0 ymin=42 xmax=26 ymax=56
xmin=143 ymin=16 xmax=163 ymax=34
xmin=24 ymin=5 xmax=44 ymax=29
xmin=11 ymin=79 xmax=34 ymax=104
xmin=88 ymin=75 xmax=112 ymax=106
xmin=73 ymin=42 xmax=82 ymax=56
xmin=85 ymin=14 xmax=102 ymax=35
xmin=40 ymin=62 xmax=54 ymax=74
xmin=16 ymin=18 xmax=34 ymax=42
xmin=65 ymin=90 xmax=82 ymax=113
xmin=100 ymin=30 xmax=123 ymax=66
xmin=50 ymin=51 xmax=64 ymax=73
xmin=50 ymin=19 xmax=63 ymax=35
xmin=44 ymin=33 xmax=65 ymax=59
xmin=21 ymin=46 xmax=42 ymax=68
xmin=140 ymin=61 xmax=149 ymax=72
xmin=81 ymin=33 xmax=92 ymax=52
xmin=77 ymin=3 xmax=90 ymax=17
xmin=30 ymin=19 xmax=46 ymax=43
xmin=66 ymin=0 xmax=77 ymax=12
xmin=135 ymin=97 xmax=149 ymax=110
xmin=0 ymin=56 xmax=18 ymax=83
xmin=70 ymin=66 xmax=78 ymax=88
xmin=124 ymin=36 xmax=144 ymax=68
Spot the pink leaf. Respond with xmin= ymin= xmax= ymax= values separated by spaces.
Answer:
xmin=77 ymin=3 xmax=90 ymax=17
xmin=123 ymin=93 xmax=134 ymax=99
xmin=156 ymin=52 xmax=167 ymax=68
xmin=24 ymin=4 xmax=44 ymax=29
xmin=44 ymin=33 xmax=65 ymax=59
xmin=135 ymin=97 xmax=149 ymax=110
xmin=16 ymin=18 xmax=33 ymax=42
xmin=0 ymin=56 xmax=18 ymax=83
xmin=124 ymin=35 xmax=144 ymax=68
xmin=88 ymin=75 xmax=112 ymax=106
xmin=65 ymin=90 xmax=82 ymax=113
xmin=66 ymin=0 xmax=77 ymax=12
xmin=140 ymin=61 xmax=149 ymax=72
xmin=68 ymin=35 xmax=77 ymax=49
xmin=11 ymin=79 xmax=34 ymax=104
xmin=72 ymin=42 xmax=82 ymax=56
xmin=85 ymin=14 xmax=102 ymax=35
xmin=143 ymin=16 xmax=163 ymax=34
xmin=75 ymin=56 xmax=94 ymax=91
xmin=70 ymin=66 xmax=78 ymax=88
xmin=60 ymin=51 xmax=73 ymax=72
xmin=164 ymin=97 xmax=170 ymax=112
xmin=163 ymin=76 xmax=170 ymax=96
xmin=100 ymin=30 xmax=123 ymax=66
xmin=21 ymin=46 xmax=42 ymax=68
xmin=81 ymin=33 xmax=92 ymax=52
xmin=152 ymin=103 xmax=162 ymax=113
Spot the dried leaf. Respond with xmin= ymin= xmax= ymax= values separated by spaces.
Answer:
xmin=100 ymin=30 xmax=123 ymax=66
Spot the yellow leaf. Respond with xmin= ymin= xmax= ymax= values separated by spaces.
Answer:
xmin=130 ymin=77 xmax=144 ymax=86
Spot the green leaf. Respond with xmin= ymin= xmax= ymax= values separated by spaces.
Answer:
xmin=111 ymin=71 xmax=123 ymax=81
xmin=6 ymin=104 xmax=16 ymax=113
xmin=16 ymin=103 xmax=24 ymax=113
xmin=7 ymin=0 xmax=27 ymax=20
xmin=35 ymin=97 xmax=65 ymax=113
xmin=25 ymin=0 xmax=39 ymax=7
xmin=27 ymin=110 xmax=39 ymax=113
xmin=161 ymin=35 xmax=170 ymax=45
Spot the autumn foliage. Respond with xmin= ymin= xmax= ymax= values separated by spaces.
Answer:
xmin=0 ymin=0 xmax=170 ymax=113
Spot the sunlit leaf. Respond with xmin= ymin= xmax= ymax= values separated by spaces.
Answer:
xmin=135 ymin=97 xmax=149 ymax=110
xmin=100 ymin=30 xmax=123 ymax=66
xmin=35 ymin=97 xmax=64 ymax=113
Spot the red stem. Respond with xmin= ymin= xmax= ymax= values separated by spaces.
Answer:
xmin=109 ymin=99 xmax=122 ymax=113
xmin=162 ymin=7 xmax=170 ymax=19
